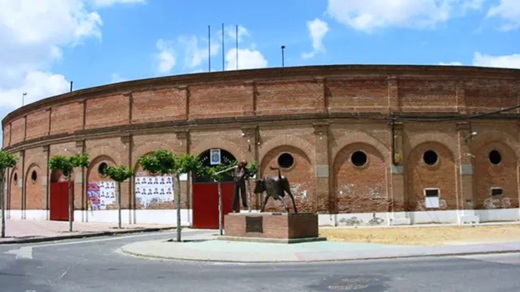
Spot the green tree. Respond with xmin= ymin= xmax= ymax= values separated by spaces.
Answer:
xmin=105 ymin=165 xmax=134 ymax=229
xmin=139 ymin=150 xmax=202 ymax=242
xmin=49 ymin=153 xmax=89 ymax=232
xmin=0 ymin=151 xmax=17 ymax=238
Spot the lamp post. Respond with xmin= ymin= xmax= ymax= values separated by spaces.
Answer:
xmin=22 ymin=92 xmax=27 ymax=106
xmin=281 ymin=45 xmax=286 ymax=67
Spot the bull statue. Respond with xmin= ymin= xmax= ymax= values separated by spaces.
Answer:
xmin=254 ymin=166 xmax=298 ymax=213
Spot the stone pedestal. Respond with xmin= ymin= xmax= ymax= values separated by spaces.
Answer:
xmin=221 ymin=212 xmax=325 ymax=243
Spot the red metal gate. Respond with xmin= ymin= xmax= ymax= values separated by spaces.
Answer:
xmin=50 ymin=182 xmax=73 ymax=221
xmin=192 ymin=182 xmax=235 ymax=229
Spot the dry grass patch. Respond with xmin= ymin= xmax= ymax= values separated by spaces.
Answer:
xmin=320 ymin=224 xmax=520 ymax=246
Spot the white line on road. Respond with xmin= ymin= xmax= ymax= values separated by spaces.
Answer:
xmin=30 ymin=232 xmax=172 ymax=249
xmin=5 ymin=246 xmax=33 ymax=259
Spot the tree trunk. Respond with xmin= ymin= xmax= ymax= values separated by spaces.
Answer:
xmin=1 ymin=172 xmax=5 ymax=238
xmin=68 ymin=175 xmax=73 ymax=232
xmin=118 ymin=181 xmax=122 ymax=229
xmin=176 ymin=174 xmax=181 ymax=242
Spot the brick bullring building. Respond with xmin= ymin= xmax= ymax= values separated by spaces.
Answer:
xmin=2 ymin=65 xmax=520 ymax=227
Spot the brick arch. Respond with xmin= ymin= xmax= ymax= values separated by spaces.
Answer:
xmin=87 ymin=145 xmax=123 ymax=167
xmin=259 ymin=135 xmax=315 ymax=163
xmin=9 ymin=167 xmax=21 ymax=210
xmin=473 ymin=141 xmax=518 ymax=209
xmin=406 ymin=141 xmax=457 ymax=211
xmin=408 ymin=132 xmax=457 ymax=158
xmin=133 ymin=141 xmax=173 ymax=161
xmin=259 ymin=145 xmax=315 ymax=213
xmin=331 ymin=132 xmax=389 ymax=163
xmin=87 ymin=155 xmax=118 ymax=182
xmin=25 ymin=163 xmax=43 ymax=209
xmin=471 ymin=131 xmax=519 ymax=160
xmin=333 ymin=142 xmax=388 ymax=214
xmin=191 ymin=138 xmax=242 ymax=161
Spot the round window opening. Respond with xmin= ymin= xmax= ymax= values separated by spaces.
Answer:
xmin=278 ymin=153 xmax=294 ymax=169
xmin=489 ymin=150 xmax=502 ymax=165
xmin=351 ymin=151 xmax=368 ymax=167
xmin=63 ymin=170 xmax=70 ymax=177
xmin=31 ymin=170 xmax=38 ymax=183
xmin=423 ymin=150 xmax=438 ymax=166
xmin=98 ymin=162 xmax=109 ymax=177
xmin=13 ymin=173 xmax=18 ymax=185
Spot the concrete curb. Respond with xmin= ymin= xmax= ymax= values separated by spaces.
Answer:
xmin=0 ymin=227 xmax=175 ymax=245
xmin=119 ymin=244 xmax=520 ymax=264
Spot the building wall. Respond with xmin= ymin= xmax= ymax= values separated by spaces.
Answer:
xmin=2 ymin=65 xmax=520 ymax=224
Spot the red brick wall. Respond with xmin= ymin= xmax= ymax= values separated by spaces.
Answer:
xmin=9 ymin=169 xmax=21 ymax=210
xmin=26 ymin=110 xmax=49 ymax=140
xmin=406 ymin=142 xmax=457 ymax=211
xmin=10 ymin=117 xmax=25 ymax=145
xmin=25 ymin=166 xmax=44 ymax=209
xmin=189 ymin=84 xmax=253 ymax=119
xmin=51 ymin=102 xmax=83 ymax=135
xmin=260 ymin=145 xmax=314 ymax=213
xmin=334 ymin=143 xmax=388 ymax=213
xmin=474 ymin=142 xmax=518 ymax=209
xmin=256 ymin=81 xmax=322 ymax=116
xmin=132 ymin=88 xmax=186 ymax=123
xmin=328 ymin=79 xmax=388 ymax=112
xmin=3 ymin=123 xmax=10 ymax=148
xmin=85 ymin=95 xmax=128 ymax=129
xmin=399 ymin=80 xmax=458 ymax=112
xmin=465 ymin=79 xmax=517 ymax=113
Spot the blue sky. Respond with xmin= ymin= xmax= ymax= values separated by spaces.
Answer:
xmin=1 ymin=0 xmax=520 ymax=147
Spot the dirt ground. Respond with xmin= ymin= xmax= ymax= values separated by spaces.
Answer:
xmin=320 ymin=224 xmax=520 ymax=246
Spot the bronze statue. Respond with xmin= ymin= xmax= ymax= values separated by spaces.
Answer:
xmin=232 ymin=160 xmax=249 ymax=213
xmin=254 ymin=166 xmax=298 ymax=213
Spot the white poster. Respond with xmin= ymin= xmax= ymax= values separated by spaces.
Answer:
xmin=135 ymin=176 xmax=174 ymax=208
xmin=88 ymin=181 xmax=117 ymax=210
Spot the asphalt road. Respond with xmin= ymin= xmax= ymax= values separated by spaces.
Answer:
xmin=1 ymin=230 xmax=520 ymax=292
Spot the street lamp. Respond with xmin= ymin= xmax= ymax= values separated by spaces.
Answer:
xmin=281 ymin=45 xmax=286 ymax=67
xmin=22 ymin=92 xmax=27 ymax=106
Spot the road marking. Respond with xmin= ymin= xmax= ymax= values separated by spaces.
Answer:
xmin=30 ymin=232 xmax=172 ymax=248
xmin=5 ymin=246 xmax=33 ymax=259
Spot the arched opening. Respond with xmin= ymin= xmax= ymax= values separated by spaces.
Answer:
xmin=192 ymin=148 xmax=238 ymax=229
xmin=49 ymin=169 xmax=73 ymax=221
xmin=193 ymin=149 xmax=237 ymax=183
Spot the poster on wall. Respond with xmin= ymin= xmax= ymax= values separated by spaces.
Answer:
xmin=88 ymin=181 xmax=117 ymax=210
xmin=135 ymin=176 xmax=174 ymax=208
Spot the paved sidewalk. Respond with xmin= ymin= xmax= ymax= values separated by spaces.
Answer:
xmin=121 ymin=233 xmax=520 ymax=263
xmin=0 ymin=219 xmax=174 ymax=244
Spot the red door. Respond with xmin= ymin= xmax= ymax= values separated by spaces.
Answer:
xmin=50 ymin=182 xmax=73 ymax=221
xmin=192 ymin=182 xmax=234 ymax=229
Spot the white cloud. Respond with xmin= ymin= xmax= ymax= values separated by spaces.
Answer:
xmin=225 ymin=48 xmax=268 ymax=70
xmin=226 ymin=25 xmax=249 ymax=42
xmin=302 ymin=18 xmax=329 ymax=59
xmin=178 ymin=35 xmax=220 ymax=69
xmin=0 ymin=71 xmax=69 ymax=108
xmin=90 ymin=0 xmax=146 ymax=8
xmin=110 ymin=73 xmax=127 ymax=83
xmin=487 ymin=0 xmax=520 ymax=31
xmin=155 ymin=39 xmax=176 ymax=74
xmin=327 ymin=0 xmax=481 ymax=32
xmin=0 ymin=0 xmax=103 ymax=109
xmin=473 ymin=52 xmax=520 ymax=69
xmin=438 ymin=61 xmax=464 ymax=65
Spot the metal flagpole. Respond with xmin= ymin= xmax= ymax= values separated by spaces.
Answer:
xmin=222 ymin=23 xmax=225 ymax=71
xmin=208 ymin=25 xmax=211 ymax=72
xmin=235 ymin=25 xmax=238 ymax=70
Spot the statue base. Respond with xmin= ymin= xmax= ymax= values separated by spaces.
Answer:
xmin=221 ymin=212 xmax=325 ymax=244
